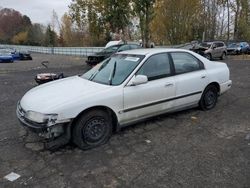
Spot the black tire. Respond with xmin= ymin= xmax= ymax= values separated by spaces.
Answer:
xmin=205 ymin=53 xmax=212 ymax=60
xmin=199 ymin=85 xmax=218 ymax=110
xmin=72 ymin=109 xmax=113 ymax=150
xmin=220 ymin=52 xmax=226 ymax=60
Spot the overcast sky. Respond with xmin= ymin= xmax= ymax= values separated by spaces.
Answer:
xmin=0 ymin=0 xmax=72 ymax=25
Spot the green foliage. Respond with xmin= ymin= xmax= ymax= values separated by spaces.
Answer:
xmin=27 ymin=24 xmax=46 ymax=46
xmin=132 ymin=0 xmax=155 ymax=47
xmin=69 ymin=0 xmax=132 ymax=46
xmin=2 ymin=1 xmax=250 ymax=47
xmin=44 ymin=25 xmax=58 ymax=47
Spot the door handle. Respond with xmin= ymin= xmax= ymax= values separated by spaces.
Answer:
xmin=165 ymin=83 xmax=174 ymax=87
xmin=201 ymin=75 xmax=206 ymax=79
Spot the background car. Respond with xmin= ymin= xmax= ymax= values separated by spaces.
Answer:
xmin=86 ymin=43 xmax=141 ymax=65
xmin=191 ymin=41 xmax=227 ymax=60
xmin=0 ymin=52 xmax=14 ymax=63
xmin=227 ymin=42 xmax=250 ymax=55
xmin=0 ymin=48 xmax=32 ymax=60
xmin=18 ymin=50 xmax=32 ymax=60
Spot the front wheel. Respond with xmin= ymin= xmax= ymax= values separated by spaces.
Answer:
xmin=72 ymin=110 xmax=113 ymax=150
xmin=199 ymin=85 xmax=218 ymax=110
xmin=204 ymin=53 xmax=212 ymax=60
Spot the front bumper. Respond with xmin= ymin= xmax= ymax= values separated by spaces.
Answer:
xmin=16 ymin=104 xmax=72 ymax=150
xmin=16 ymin=104 xmax=47 ymax=133
xmin=16 ymin=103 xmax=70 ymax=136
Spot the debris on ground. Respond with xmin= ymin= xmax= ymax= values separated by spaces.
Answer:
xmin=191 ymin=116 xmax=198 ymax=121
xmin=145 ymin=139 xmax=151 ymax=144
xmin=245 ymin=133 xmax=250 ymax=140
xmin=4 ymin=172 xmax=21 ymax=182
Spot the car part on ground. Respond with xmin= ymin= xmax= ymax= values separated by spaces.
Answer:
xmin=17 ymin=48 xmax=232 ymax=150
xmin=190 ymin=41 xmax=227 ymax=60
xmin=35 ymin=61 xmax=65 ymax=85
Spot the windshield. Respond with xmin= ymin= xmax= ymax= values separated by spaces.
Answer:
xmin=101 ymin=45 xmax=120 ymax=53
xmin=82 ymin=54 xmax=144 ymax=85
xmin=228 ymin=43 xmax=239 ymax=48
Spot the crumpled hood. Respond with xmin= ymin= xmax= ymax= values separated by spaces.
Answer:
xmin=20 ymin=76 xmax=111 ymax=113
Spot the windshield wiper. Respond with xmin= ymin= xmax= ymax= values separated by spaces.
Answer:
xmin=89 ymin=70 xmax=99 ymax=81
xmin=89 ymin=63 xmax=106 ymax=81
xmin=109 ymin=61 xmax=117 ymax=85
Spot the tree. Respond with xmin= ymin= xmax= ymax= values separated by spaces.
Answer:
xmin=12 ymin=31 xmax=28 ymax=44
xmin=44 ymin=25 xmax=58 ymax=46
xmin=132 ymin=0 xmax=155 ymax=47
xmin=151 ymin=0 xmax=202 ymax=45
xmin=69 ymin=0 xmax=132 ymax=46
xmin=27 ymin=23 xmax=46 ymax=46
xmin=0 ymin=8 xmax=28 ymax=43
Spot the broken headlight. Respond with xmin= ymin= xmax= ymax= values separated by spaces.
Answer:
xmin=25 ymin=111 xmax=58 ymax=125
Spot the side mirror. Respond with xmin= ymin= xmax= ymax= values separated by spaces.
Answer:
xmin=129 ymin=75 xmax=148 ymax=86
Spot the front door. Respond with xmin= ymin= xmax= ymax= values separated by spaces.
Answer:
xmin=121 ymin=53 xmax=176 ymax=125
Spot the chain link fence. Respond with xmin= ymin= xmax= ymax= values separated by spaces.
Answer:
xmin=0 ymin=43 xmax=193 ymax=57
xmin=0 ymin=44 xmax=104 ymax=57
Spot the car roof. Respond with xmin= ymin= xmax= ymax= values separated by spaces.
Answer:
xmin=117 ymin=48 xmax=192 ymax=56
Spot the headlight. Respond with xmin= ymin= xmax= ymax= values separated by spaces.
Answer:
xmin=25 ymin=111 xmax=58 ymax=124
xmin=237 ymin=47 xmax=241 ymax=51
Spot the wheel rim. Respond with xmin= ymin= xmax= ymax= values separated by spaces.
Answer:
xmin=83 ymin=117 xmax=108 ymax=144
xmin=204 ymin=90 xmax=216 ymax=107
xmin=205 ymin=54 xmax=211 ymax=60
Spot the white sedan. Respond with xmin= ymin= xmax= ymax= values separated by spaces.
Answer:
xmin=16 ymin=48 xmax=232 ymax=150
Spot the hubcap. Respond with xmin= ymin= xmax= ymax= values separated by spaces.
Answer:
xmin=205 ymin=90 xmax=216 ymax=107
xmin=83 ymin=117 xmax=107 ymax=144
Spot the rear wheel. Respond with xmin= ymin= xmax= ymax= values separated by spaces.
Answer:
xmin=199 ymin=85 xmax=218 ymax=110
xmin=72 ymin=109 xmax=113 ymax=150
xmin=220 ymin=52 xmax=226 ymax=60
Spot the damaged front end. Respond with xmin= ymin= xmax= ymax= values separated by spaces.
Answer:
xmin=190 ymin=46 xmax=208 ymax=56
xmin=16 ymin=102 xmax=72 ymax=150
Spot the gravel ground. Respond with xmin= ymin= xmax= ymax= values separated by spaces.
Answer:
xmin=0 ymin=53 xmax=250 ymax=188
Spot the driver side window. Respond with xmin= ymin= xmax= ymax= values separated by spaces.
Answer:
xmin=136 ymin=53 xmax=171 ymax=81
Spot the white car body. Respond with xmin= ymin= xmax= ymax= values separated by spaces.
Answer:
xmin=17 ymin=48 xmax=232 ymax=148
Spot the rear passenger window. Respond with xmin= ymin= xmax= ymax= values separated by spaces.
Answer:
xmin=171 ymin=52 xmax=203 ymax=74
xmin=137 ymin=53 xmax=171 ymax=81
xmin=217 ymin=43 xmax=224 ymax=47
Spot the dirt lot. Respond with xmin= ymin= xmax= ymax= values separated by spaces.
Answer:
xmin=0 ymin=53 xmax=250 ymax=188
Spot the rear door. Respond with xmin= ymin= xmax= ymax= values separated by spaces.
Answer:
xmin=170 ymin=52 xmax=209 ymax=108
xmin=212 ymin=42 xmax=219 ymax=58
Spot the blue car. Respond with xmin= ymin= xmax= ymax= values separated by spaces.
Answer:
xmin=1 ymin=48 xmax=20 ymax=60
xmin=0 ymin=54 xmax=14 ymax=63
xmin=227 ymin=42 xmax=250 ymax=55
